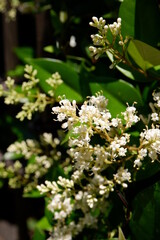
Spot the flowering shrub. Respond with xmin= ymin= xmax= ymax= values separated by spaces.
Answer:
xmin=37 ymin=91 xmax=160 ymax=239
xmin=0 ymin=0 xmax=160 ymax=239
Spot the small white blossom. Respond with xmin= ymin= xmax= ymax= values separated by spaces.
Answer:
xmin=48 ymin=194 xmax=73 ymax=220
xmin=134 ymin=159 xmax=142 ymax=168
xmin=139 ymin=148 xmax=147 ymax=159
xmin=87 ymin=194 xmax=98 ymax=208
xmin=122 ymin=105 xmax=139 ymax=127
xmin=151 ymin=113 xmax=159 ymax=121
xmin=114 ymin=167 xmax=131 ymax=187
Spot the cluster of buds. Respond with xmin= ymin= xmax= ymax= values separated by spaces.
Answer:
xmin=89 ymin=16 xmax=129 ymax=62
xmin=0 ymin=65 xmax=63 ymax=121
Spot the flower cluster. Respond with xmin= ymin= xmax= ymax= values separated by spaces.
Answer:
xmin=89 ymin=16 xmax=129 ymax=67
xmin=36 ymin=94 xmax=141 ymax=239
xmin=0 ymin=65 xmax=63 ymax=121
xmin=133 ymin=91 xmax=160 ymax=168
xmin=37 ymin=91 xmax=160 ymax=239
xmin=150 ymin=91 xmax=160 ymax=122
xmin=46 ymin=72 xmax=63 ymax=97
xmin=0 ymin=133 xmax=61 ymax=193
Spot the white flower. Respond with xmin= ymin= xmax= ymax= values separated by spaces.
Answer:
xmin=114 ymin=167 xmax=131 ymax=187
xmin=139 ymin=148 xmax=147 ymax=159
xmin=111 ymin=118 xmax=120 ymax=127
xmin=79 ymin=104 xmax=100 ymax=123
xmin=134 ymin=159 xmax=142 ymax=168
xmin=122 ymin=105 xmax=139 ymax=127
xmin=151 ymin=113 xmax=159 ymax=121
xmin=87 ymin=195 xmax=98 ymax=208
xmin=48 ymin=194 xmax=73 ymax=220
xmin=52 ymin=99 xmax=76 ymax=121
xmin=57 ymin=176 xmax=74 ymax=188
xmin=118 ymin=147 xmax=127 ymax=156
xmin=71 ymin=170 xmax=83 ymax=181
xmin=75 ymin=191 xmax=83 ymax=200
xmin=108 ymin=18 xmax=121 ymax=36
xmin=88 ymin=95 xmax=108 ymax=111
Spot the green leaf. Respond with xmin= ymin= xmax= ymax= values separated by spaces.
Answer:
xmin=27 ymin=58 xmax=83 ymax=102
xmin=119 ymin=0 xmax=160 ymax=46
xmin=23 ymin=189 xmax=44 ymax=198
xmin=89 ymin=78 xmax=143 ymax=116
xmin=147 ymin=65 xmax=160 ymax=80
xmin=90 ymin=82 xmax=125 ymax=116
xmin=119 ymin=0 xmax=136 ymax=37
xmin=32 ymin=227 xmax=45 ymax=240
xmin=36 ymin=217 xmax=52 ymax=231
xmin=130 ymin=182 xmax=160 ymax=240
xmin=43 ymin=45 xmax=54 ymax=53
xmin=116 ymin=62 xmax=147 ymax=82
xmin=55 ymin=82 xmax=83 ymax=102
xmin=14 ymin=47 xmax=34 ymax=62
xmin=107 ymin=51 xmax=147 ymax=82
xmin=7 ymin=65 xmax=24 ymax=77
xmin=127 ymin=40 xmax=160 ymax=71
xmin=135 ymin=0 xmax=160 ymax=46
xmin=32 ymin=211 xmax=52 ymax=240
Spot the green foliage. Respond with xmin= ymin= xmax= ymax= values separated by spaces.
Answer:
xmin=130 ymin=183 xmax=160 ymax=240
xmin=89 ymin=79 xmax=143 ymax=116
xmin=0 ymin=0 xmax=160 ymax=240
xmin=27 ymin=58 xmax=83 ymax=102
xmin=119 ymin=0 xmax=160 ymax=46
xmin=127 ymin=40 xmax=160 ymax=71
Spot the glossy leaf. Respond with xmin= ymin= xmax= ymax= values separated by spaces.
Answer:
xmin=130 ymin=183 xmax=160 ymax=240
xmin=14 ymin=47 xmax=34 ymax=62
xmin=127 ymin=40 xmax=160 ymax=71
xmin=23 ymin=189 xmax=44 ymax=198
xmin=119 ymin=0 xmax=136 ymax=37
xmin=107 ymin=51 xmax=147 ymax=82
xmin=32 ymin=216 xmax=52 ymax=240
xmin=147 ymin=65 xmax=160 ymax=80
xmin=43 ymin=45 xmax=54 ymax=53
xmin=7 ymin=65 xmax=24 ymax=77
xmin=134 ymin=0 xmax=160 ymax=46
xmin=89 ymin=79 xmax=143 ymax=116
xmin=36 ymin=217 xmax=52 ymax=231
xmin=27 ymin=58 xmax=83 ymax=102
xmin=119 ymin=0 xmax=160 ymax=46
xmin=32 ymin=227 xmax=45 ymax=240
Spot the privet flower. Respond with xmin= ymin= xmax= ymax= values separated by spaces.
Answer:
xmin=89 ymin=16 xmax=129 ymax=67
xmin=0 ymin=65 xmax=63 ymax=121
xmin=1 ymin=133 xmax=61 ymax=193
xmin=37 ymin=90 xmax=160 ymax=239
xmin=37 ymin=93 xmax=140 ymax=239
xmin=46 ymin=72 xmax=63 ymax=97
